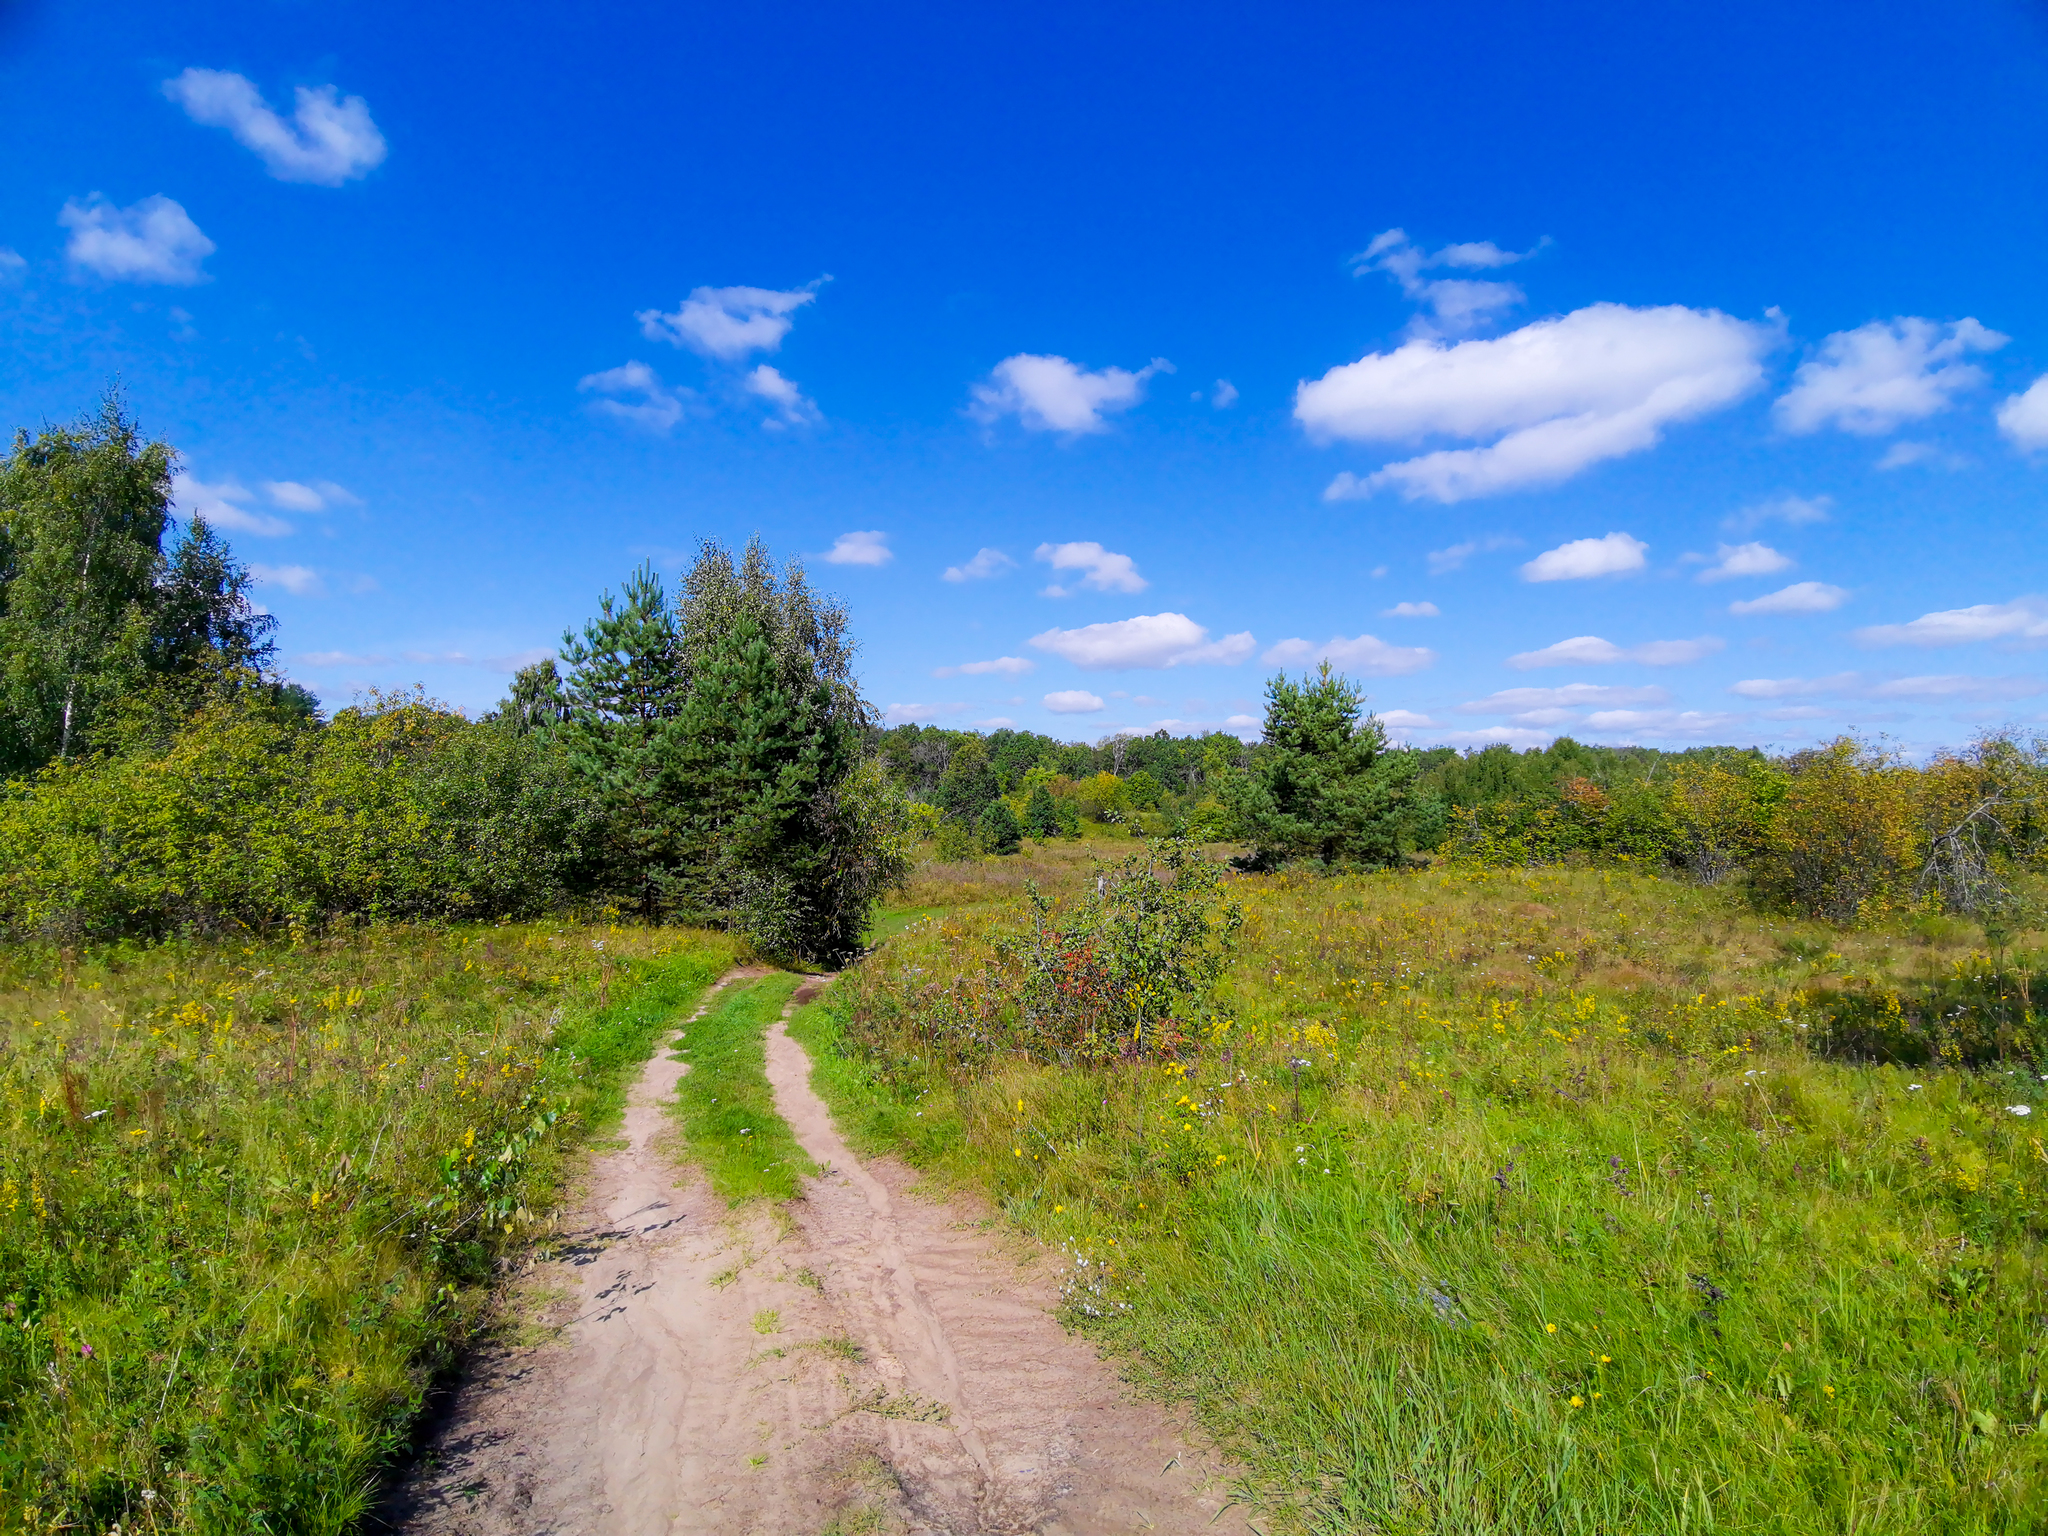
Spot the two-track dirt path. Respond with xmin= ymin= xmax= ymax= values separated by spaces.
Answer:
xmin=385 ymin=970 xmax=1253 ymax=1536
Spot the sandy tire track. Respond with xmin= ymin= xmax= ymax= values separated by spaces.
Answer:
xmin=384 ymin=969 xmax=1253 ymax=1536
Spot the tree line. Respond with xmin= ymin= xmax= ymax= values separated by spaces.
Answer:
xmin=0 ymin=397 xmax=902 ymax=961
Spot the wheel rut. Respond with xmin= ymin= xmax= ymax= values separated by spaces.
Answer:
xmin=386 ymin=968 xmax=1253 ymax=1536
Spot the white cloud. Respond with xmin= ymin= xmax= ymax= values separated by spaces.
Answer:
xmin=823 ymin=530 xmax=891 ymax=567
xmin=1458 ymin=684 xmax=1670 ymax=714
xmin=296 ymin=650 xmax=390 ymax=667
xmin=1382 ymin=601 xmax=1439 ymax=618
xmin=1030 ymin=613 xmax=1254 ymax=670
xmin=249 ymin=562 xmax=322 ymax=595
xmin=172 ymin=471 xmax=291 ymax=536
xmin=1996 ymin=375 xmax=2048 ymax=452
xmin=163 ymin=68 xmax=387 ymax=185
xmin=1352 ymin=228 xmax=1543 ymax=334
xmin=1730 ymin=672 xmax=2045 ymax=704
xmin=1729 ymin=581 xmax=1848 ymax=615
xmin=1426 ymin=534 xmax=1519 ymax=574
xmin=578 ymin=360 xmax=690 ymax=432
xmin=1722 ymin=493 xmax=1831 ymax=533
xmin=933 ymin=656 xmax=1034 ymax=678
xmin=744 ymin=364 xmax=821 ymax=427
xmin=1377 ymin=709 xmax=1439 ymax=730
xmin=883 ymin=702 xmax=964 ymax=724
xmin=943 ymin=548 xmax=1016 ymax=582
xmin=1302 ymin=303 xmax=1772 ymax=503
xmin=1520 ymin=532 xmax=1647 ymax=582
xmin=1421 ymin=725 xmax=1559 ymax=749
xmin=1875 ymin=440 xmax=1968 ymax=471
xmin=262 ymin=479 xmax=357 ymax=513
xmin=1209 ymin=379 xmax=1239 ymax=409
xmin=1508 ymin=635 xmax=1723 ymax=670
xmin=636 ymin=284 xmax=820 ymax=359
xmin=1774 ymin=317 xmax=2006 ymax=436
xmin=1044 ymin=689 xmax=1107 ymax=714
xmin=60 ymin=194 xmax=214 ymax=284
xmin=1855 ymin=595 xmax=2048 ymax=648
xmin=1583 ymin=709 xmax=1742 ymax=736
xmin=970 ymin=354 xmax=1172 ymax=435
xmin=397 ymin=647 xmax=554 ymax=674
xmin=1035 ymin=541 xmax=1147 ymax=595
xmin=0 ymin=248 xmax=24 ymax=283
xmin=1260 ymin=634 xmax=1436 ymax=676
xmin=1698 ymin=542 xmax=1793 ymax=582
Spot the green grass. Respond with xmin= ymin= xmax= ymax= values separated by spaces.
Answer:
xmin=805 ymin=863 xmax=2048 ymax=1535
xmin=669 ymin=971 xmax=817 ymax=1202
xmin=0 ymin=920 xmax=734 ymax=1534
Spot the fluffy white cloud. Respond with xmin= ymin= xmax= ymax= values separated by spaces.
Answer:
xmin=172 ymin=472 xmax=291 ymax=536
xmin=1774 ymin=317 xmax=2006 ymax=436
xmin=1034 ymin=540 xmax=1147 ymax=595
xmin=0 ymin=248 xmax=24 ymax=282
xmin=1698 ymin=542 xmax=1793 ymax=582
xmin=1426 ymin=534 xmax=1518 ymax=574
xmin=1303 ymin=303 xmax=1772 ymax=503
xmin=1519 ymin=532 xmax=1647 ymax=582
xmin=970 ymin=355 xmax=1172 ymax=435
xmin=1875 ymin=440 xmax=1968 ymax=471
xmin=1260 ymin=634 xmax=1436 ymax=676
xmin=1209 ymin=379 xmax=1239 ymax=409
xmin=1422 ymin=725 xmax=1559 ymax=749
xmin=1458 ymin=684 xmax=1670 ymax=714
xmin=262 ymin=479 xmax=358 ymax=512
xmin=883 ymin=702 xmax=964 ymax=724
xmin=823 ymin=530 xmax=891 ymax=566
xmin=1352 ymin=228 xmax=1542 ymax=334
xmin=1996 ymin=375 xmax=2048 ymax=452
xmin=577 ymin=360 xmax=690 ymax=432
xmin=1508 ymin=635 xmax=1723 ymax=669
xmin=744 ymin=364 xmax=820 ymax=427
xmin=1583 ymin=709 xmax=1742 ymax=736
xmin=1729 ymin=581 xmax=1847 ymax=615
xmin=398 ymin=647 xmax=554 ymax=674
xmin=60 ymin=195 xmax=213 ymax=284
xmin=636 ymin=284 xmax=820 ymax=359
xmin=1382 ymin=601 xmax=1439 ymax=618
xmin=296 ymin=650 xmax=390 ymax=667
xmin=163 ymin=68 xmax=386 ymax=185
xmin=1722 ymin=493 xmax=1831 ymax=533
xmin=1044 ymin=689 xmax=1106 ymax=714
xmin=1030 ymin=613 xmax=1254 ymax=670
xmin=1729 ymin=672 xmax=2045 ymax=703
xmin=1377 ymin=709 xmax=1439 ymax=730
xmin=1855 ymin=596 xmax=2048 ymax=647
xmin=933 ymin=656 xmax=1034 ymax=678
xmin=249 ymin=562 xmax=321 ymax=595
xmin=943 ymin=548 xmax=1016 ymax=582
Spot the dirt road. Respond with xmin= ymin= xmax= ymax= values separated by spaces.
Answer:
xmin=385 ymin=971 xmax=1253 ymax=1536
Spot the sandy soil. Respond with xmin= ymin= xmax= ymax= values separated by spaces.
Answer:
xmin=384 ymin=970 xmax=1253 ymax=1536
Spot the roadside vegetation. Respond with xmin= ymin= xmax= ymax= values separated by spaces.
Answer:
xmin=670 ymin=971 xmax=814 ymax=1203
xmin=0 ymin=920 xmax=734 ymax=1533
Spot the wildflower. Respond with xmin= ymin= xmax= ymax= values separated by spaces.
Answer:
xmin=1908 ymin=1084 xmax=1923 ymax=1091
xmin=1054 ymin=1205 xmax=1064 ymax=1213
xmin=2009 ymin=1106 xmax=2033 ymax=1117
xmin=1014 ymin=1148 xmax=1022 ymax=1157
xmin=1599 ymin=1355 xmax=1610 ymax=1363
xmin=1569 ymin=1395 xmax=1584 ymax=1407
xmin=1823 ymin=1384 xmax=1835 ymax=1397
xmin=80 ymin=1343 xmax=92 ymax=1358
xmin=1546 ymin=1323 xmax=1557 ymax=1334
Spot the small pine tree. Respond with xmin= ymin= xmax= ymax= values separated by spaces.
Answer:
xmin=978 ymin=798 xmax=1022 ymax=855
xmin=1022 ymin=781 xmax=1062 ymax=839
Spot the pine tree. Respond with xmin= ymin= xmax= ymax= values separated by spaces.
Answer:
xmin=557 ymin=563 xmax=687 ymax=916
xmin=1022 ymin=781 xmax=1062 ymax=839
xmin=978 ymin=798 xmax=1022 ymax=855
xmin=1226 ymin=663 xmax=1421 ymax=869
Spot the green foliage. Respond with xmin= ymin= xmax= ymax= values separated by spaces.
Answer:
xmin=1227 ymin=663 xmax=1421 ymax=869
xmin=0 ymin=921 xmax=734 ymax=1533
xmin=669 ymin=972 xmax=817 ymax=1202
xmin=977 ymin=797 xmax=1022 ymax=855
xmin=1020 ymin=781 xmax=1062 ymax=840
xmin=816 ymin=863 xmax=2048 ymax=1535
xmin=0 ymin=690 xmax=601 ymax=940
xmin=935 ymin=734 xmax=999 ymax=825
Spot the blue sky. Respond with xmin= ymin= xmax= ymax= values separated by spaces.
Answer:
xmin=4 ymin=0 xmax=2047 ymax=752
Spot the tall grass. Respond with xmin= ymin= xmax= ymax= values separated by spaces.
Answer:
xmin=670 ymin=972 xmax=816 ymax=1202
xmin=807 ymin=864 xmax=2048 ymax=1533
xmin=0 ymin=920 xmax=734 ymax=1533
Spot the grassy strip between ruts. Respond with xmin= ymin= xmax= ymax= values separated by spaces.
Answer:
xmin=0 ymin=921 xmax=735 ymax=1535
xmin=670 ymin=970 xmax=818 ymax=1202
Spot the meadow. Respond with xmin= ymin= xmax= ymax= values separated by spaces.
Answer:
xmin=795 ymin=847 xmax=2048 ymax=1535
xmin=0 ymin=918 xmax=734 ymax=1534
